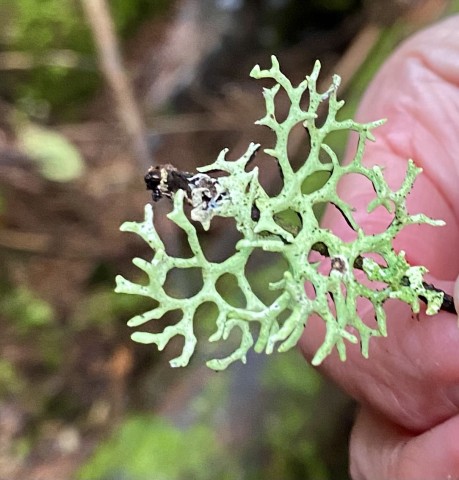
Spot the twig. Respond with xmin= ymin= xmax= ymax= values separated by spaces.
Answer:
xmin=80 ymin=0 xmax=151 ymax=168
xmin=311 ymin=241 xmax=456 ymax=315
xmin=145 ymin=164 xmax=457 ymax=316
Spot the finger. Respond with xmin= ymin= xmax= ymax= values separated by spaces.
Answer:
xmin=350 ymin=406 xmax=459 ymax=480
xmin=300 ymin=15 xmax=459 ymax=431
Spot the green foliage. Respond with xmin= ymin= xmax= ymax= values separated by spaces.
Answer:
xmin=78 ymin=415 xmax=238 ymax=480
xmin=0 ymin=0 xmax=96 ymax=120
xmin=0 ymin=0 xmax=169 ymax=120
xmin=116 ymin=56 xmax=444 ymax=370
xmin=1 ymin=0 xmax=169 ymax=50
xmin=19 ymin=123 xmax=85 ymax=181
xmin=1 ymin=286 xmax=55 ymax=333
xmin=262 ymin=353 xmax=350 ymax=479
xmin=2 ymin=0 xmax=88 ymax=52
xmin=109 ymin=0 xmax=170 ymax=36
xmin=263 ymin=352 xmax=321 ymax=396
xmin=263 ymin=356 xmax=324 ymax=475
xmin=0 ymin=285 xmax=66 ymax=371
xmin=71 ymin=284 xmax=155 ymax=330
xmin=0 ymin=359 xmax=26 ymax=396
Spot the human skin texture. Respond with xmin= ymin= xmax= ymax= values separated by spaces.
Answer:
xmin=299 ymin=15 xmax=459 ymax=479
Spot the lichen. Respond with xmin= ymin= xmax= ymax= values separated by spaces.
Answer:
xmin=115 ymin=56 xmax=444 ymax=370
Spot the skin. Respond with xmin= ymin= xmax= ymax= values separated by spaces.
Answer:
xmin=299 ymin=15 xmax=459 ymax=479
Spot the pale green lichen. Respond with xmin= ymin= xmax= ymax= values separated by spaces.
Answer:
xmin=115 ymin=56 xmax=444 ymax=370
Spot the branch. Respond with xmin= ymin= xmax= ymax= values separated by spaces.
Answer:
xmin=80 ymin=0 xmax=150 ymax=168
xmin=145 ymin=164 xmax=456 ymax=316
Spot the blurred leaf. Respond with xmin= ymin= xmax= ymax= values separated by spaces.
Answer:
xmin=262 ymin=351 xmax=321 ymax=396
xmin=1 ymin=286 xmax=55 ymax=332
xmin=78 ymin=415 xmax=237 ymax=480
xmin=0 ymin=359 xmax=25 ymax=395
xmin=18 ymin=124 xmax=85 ymax=182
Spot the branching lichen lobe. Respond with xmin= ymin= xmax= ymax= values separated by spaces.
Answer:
xmin=116 ymin=56 xmax=446 ymax=370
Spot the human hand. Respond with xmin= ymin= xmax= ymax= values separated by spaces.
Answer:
xmin=299 ymin=15 xmax=459 ymax=479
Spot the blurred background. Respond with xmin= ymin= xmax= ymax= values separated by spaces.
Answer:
xmin=0 ymin=1 xmax=457 ymax=479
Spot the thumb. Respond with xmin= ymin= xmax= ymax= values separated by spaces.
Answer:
xmin=349 ymin=406 xmax=459 ymax=479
